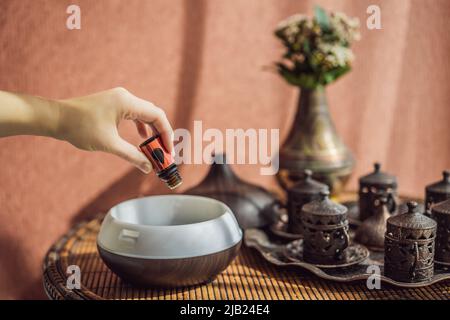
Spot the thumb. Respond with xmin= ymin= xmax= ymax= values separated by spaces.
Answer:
xmin=110 ymin=137 xmax=153 ymax=174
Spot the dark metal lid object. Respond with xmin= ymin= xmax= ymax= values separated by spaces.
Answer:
xmin=426 ymin=170 xmax=450 ymax=195
xmin=359 ymin=162 xmax=397 ymax=189
xmin=301 ymin=190 xmax=347 ymax=218
xmin=184 ymin=154 xmax=279 ymax=229
xmin=387 ymin=202 xmax=436 ymax=232
xmin=288 ymin=170 xmax=329 ymax=195
xmin=425 ymin=170 xmax=450 ymax=211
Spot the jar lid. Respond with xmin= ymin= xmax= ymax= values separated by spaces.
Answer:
xmin=425 ymin=170 xmax=450 ymax=195
xmin=288 ymin=169 xmax=329 ymax=195
xmin=301 ymin=190 xmax=347 ymax=216
xmin=387 ymin=202 xmax=436 ymax=230
xmin=359 ymin=163 xmax=397 ymax=188
xmin=431 ymin=198 xmax=450 ymax=215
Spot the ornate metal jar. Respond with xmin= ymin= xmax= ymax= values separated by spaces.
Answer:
xmin=287 ymin=169 xmax=329 ymax=234
xmin=425 ymin=170 xmax=450 ymax=212
xmin=358 ymin=163 xmax=397 ymax=221
xmin=300 ymin=190 xmax=349 ymax=264
xmin=384 ymin=202 xmax=437 ymax=283
xmin=431 ymin=199 xmax=450 ymax=265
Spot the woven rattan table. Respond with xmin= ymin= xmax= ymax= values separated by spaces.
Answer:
xmin=43 ymin=216 xmax=450 ymax=300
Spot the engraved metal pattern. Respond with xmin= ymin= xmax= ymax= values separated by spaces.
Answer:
xmin=431 ymin=199 xmax=450 ymax=264
xmin=245 ymin=228 xmax=450 ymax=289
xmin=358 ymin=163 xmax=397 ymax=221
xmin=287 ymin=169 xmax=329 ymax=234
xmin=300 ymin=191 xmax=349 ymax=264
xmin=384 ymin=202 xmax=437 ymax=283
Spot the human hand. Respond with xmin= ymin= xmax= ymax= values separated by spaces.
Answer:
xmin=56 ymin=87 xmax=174 ymax=173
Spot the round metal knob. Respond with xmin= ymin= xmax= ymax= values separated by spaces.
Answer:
xmin=374 ymin=162 xmax=381 ymax=172
xmin=406 ymin=201 xmax=418 ymax=214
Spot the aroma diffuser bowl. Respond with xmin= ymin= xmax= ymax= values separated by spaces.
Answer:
xmin=97 ymin=195 xmax=242 ymax=288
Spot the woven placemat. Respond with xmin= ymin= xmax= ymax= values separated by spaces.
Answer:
xmin=42 ymin=217 xmax=450 ymax=300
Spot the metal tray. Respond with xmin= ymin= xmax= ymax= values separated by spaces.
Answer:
xmin=245 ymin=229 xmax=450 ymax=288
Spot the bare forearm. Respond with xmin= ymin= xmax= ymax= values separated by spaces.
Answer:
xmin=0 ymin=90 xmax=61 ymax=138
xmin=0 ymin=88 xmax=174 ymax=173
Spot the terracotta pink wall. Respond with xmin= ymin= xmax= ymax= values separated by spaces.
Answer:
xmin=0 ymin=0 xmax=449 ymax=299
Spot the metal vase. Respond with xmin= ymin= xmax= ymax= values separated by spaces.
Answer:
xmin=277 ymin=87 xmax=354 ymax=195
